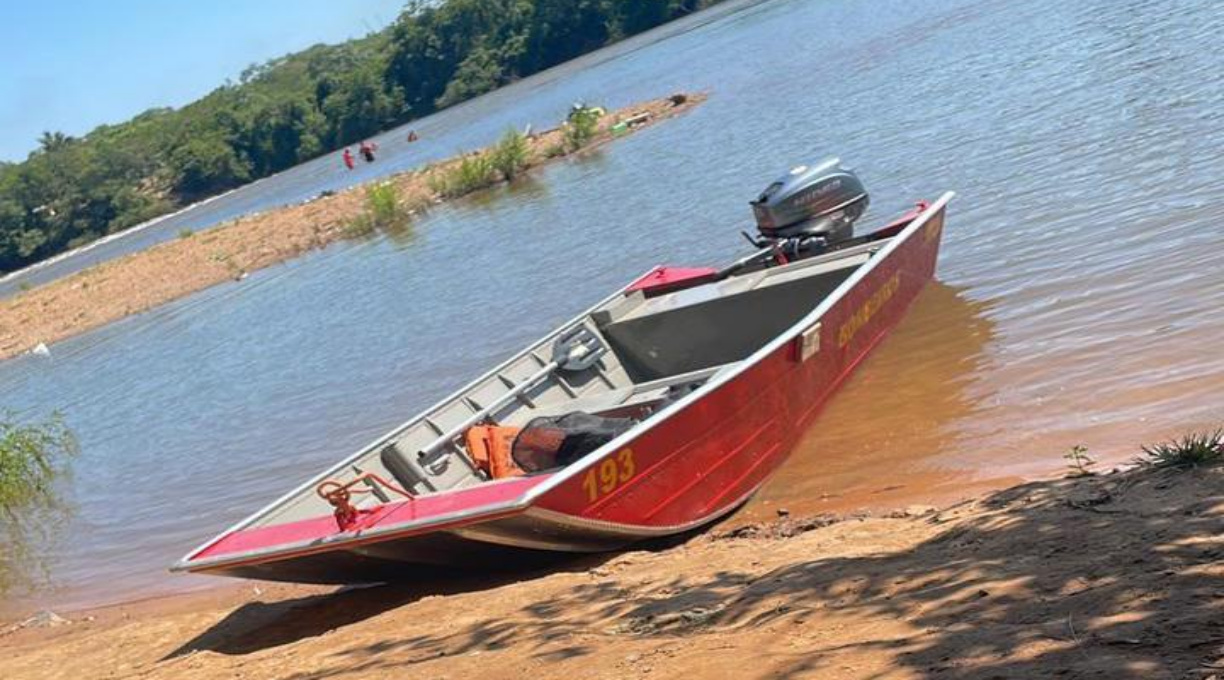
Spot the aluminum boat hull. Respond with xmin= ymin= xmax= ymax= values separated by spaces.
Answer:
xmin=174 ymin=194 xmax=951 ymax=583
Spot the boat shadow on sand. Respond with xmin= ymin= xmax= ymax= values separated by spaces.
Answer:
xmin=166 ymin=463 xmax=1224 ymax=679
xmin=163 ymin=533 xmax=695 ymax=660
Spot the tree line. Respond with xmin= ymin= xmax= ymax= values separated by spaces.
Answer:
xmin=0 ymin=0 xmax=716 ymax=275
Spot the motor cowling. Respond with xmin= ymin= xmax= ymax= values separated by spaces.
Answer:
xmin=750 ymin=158 xmax=869 ymax=243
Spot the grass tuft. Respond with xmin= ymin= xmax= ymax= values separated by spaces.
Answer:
xmin=1063 ymin=444 xmax=1096 ymax=477
xmin=425 ymin=167 xmax=452 ymax=197
xmin=1137 ymin=429 xmax=1224 ymax=469
xmin=346 ymin=182 xmax=411 ymax=236
xmin=454 ymin=154 xmax=496 ymax=193
xmin=365 ymin=182 xmax=402 ymax=225
xmin=428 ymin=153 xmax=497 ymax=199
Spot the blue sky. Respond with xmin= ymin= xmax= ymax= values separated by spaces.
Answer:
xmin=0 ymin=0 xmax=407 ymax=162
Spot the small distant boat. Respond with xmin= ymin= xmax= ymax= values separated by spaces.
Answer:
xmin=174 ymin=158 xmax=953 ymax=584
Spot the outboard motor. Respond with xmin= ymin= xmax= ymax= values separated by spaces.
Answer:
xmin=749 ymin=158 xmax=869 ymax=258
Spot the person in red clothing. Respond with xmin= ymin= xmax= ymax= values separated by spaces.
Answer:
xmin=359 ymin=140 xmax=377 ymax=163
xmin=341 ymin=147 xmax=355 ymax=170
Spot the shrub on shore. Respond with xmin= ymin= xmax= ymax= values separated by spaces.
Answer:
xmin=1138 ymin=429 xmax=1224 ymax=469
xmin=490 ymin=129 xmax=529 ymax=181
xmin=563 ymin=107 xmax=601 ymax=152
xmin=1 ymin=412 xmax=77 ymax=592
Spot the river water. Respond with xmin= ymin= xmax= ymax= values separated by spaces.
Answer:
xmin=4 ymin=0 xmax=1223 ymax=613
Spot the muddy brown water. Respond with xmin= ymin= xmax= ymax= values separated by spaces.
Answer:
xmin=3 ymin=0 xmax=1223 ymax=614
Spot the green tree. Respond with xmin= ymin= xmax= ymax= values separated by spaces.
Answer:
xmin=36 ymin=131 xmax=76 ymax=154
xmin=321 ymin=65 xmax=400 ymax=146
xmin=437 ymin=46 xmax=506 ymax=108
xmin=168 ymin=136 xmax=252 ymax=197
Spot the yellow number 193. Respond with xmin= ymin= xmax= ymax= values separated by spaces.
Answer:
xmin=582 ymin=448 xmax=636 ymax=503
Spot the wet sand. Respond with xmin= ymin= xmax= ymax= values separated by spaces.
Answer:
xmin=3 ymin=461 xmax=1221 ymax=679
xmin=0 ymin=94 xmax=705 ymax=363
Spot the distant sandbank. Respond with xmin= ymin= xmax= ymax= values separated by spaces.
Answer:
xmin=0 ymin=93 xmax=705 ymax=362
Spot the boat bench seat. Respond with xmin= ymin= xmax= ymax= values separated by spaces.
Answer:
xmin=380 ymin=441 xmax=483 ymax=495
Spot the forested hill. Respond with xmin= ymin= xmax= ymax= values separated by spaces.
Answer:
xmin=0 ymin=0 xmax=719 ymax=275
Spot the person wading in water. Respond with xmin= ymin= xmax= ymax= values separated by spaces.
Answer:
xmin=342 ymin=147 xmax=355 ymax=170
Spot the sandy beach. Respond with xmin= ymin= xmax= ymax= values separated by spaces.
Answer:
xmin=3 ymin=459 xmax=1221 ymax=679
xmin=0 ymin=94 xmax=705 ymax=363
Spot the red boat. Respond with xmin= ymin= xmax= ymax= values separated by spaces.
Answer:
xmin=174 ymin=159 xmax=953 ymax=584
